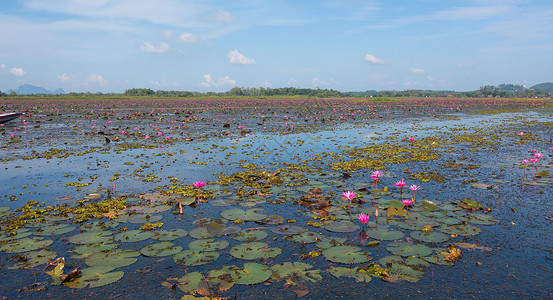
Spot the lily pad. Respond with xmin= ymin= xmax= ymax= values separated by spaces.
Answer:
xmin=127 ymin=214 xmax=163 ymax=224
xmin=68 ymin=231 xmax=113 ymax=245
xmin=0 ymin=229 xmax=32 ymax=242
xmin=177 ymin=272 xmax=209 ymax=295
xmin=151 ymin=229 xmax=188 ymax=241
xmin=328 ymin=266 xmax=372 ymax=283
xmin=85 ymin=249 xmax=140 ymax=268
xmin=420 ymin=200 xmax=439 ymax=211
xmin=315 ymin=237 xmax=347 ymax=249
xmin=205 ymin=222 xmax=241 ymax=236
xmin=365 ymin=228 xmax=405 ymax=241
xmin=73 ymin=243 xmax=119 ymax=257
xmin=410 ymin=231 xmax=450 ymax=243
xmin=9 ymin=249 xmax=57 ymax=269
xmin=271 ymin=262 xmax=322 ymax=283
xmin=287 ymin=231 xmax=322 ymax=243
xmin=33 ymin=224 xmax=76 ymax=236
xmin=324 ymin=221 xmax=360 ymax=233
xmin=64 ymin=266 xmax=124 ymax=289
xmin=229 ymin=242 xmax=282 ymax=260
xmin=140 ymin=241 xmax=183 ymax=257
xmin=221 ymin=208 xmax=267 ymax=221
xmin=173 ymin=250 xmax=219 ymax=266
xmin=188 ymin=239 xmax=230 ymax=251
xmin=0 ymin=237 xmax=54 ymax=253
xmin=114 ymin=230 xmax=154 ymax=243
xmin=270 ymin=224 xmax=306 ymax=235
xmin=80 ymin=220 xmax=120 ymax=231
xmin=388 ymin=263 xmax=424 ymax=282
xmin=386 ymin=242 xmax=433 ymax=257
xmin=224 ymin=263 xmax=273 ymax=285
xmin=322 ymin=245 xmax=372 ymax=264
xmin=230 ymin=230 xmax=268 ymax=242
xmin=188 ymin=227 xmax=215 ymax=239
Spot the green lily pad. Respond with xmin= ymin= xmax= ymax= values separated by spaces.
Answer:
xmin=146 ymin=205 xmax=172 ymax=214
xmin=64 ymin=266 xmax=124 ymax=289
xmin=177 ymin=272 xmax=209 ymax=294
xmin=270 ymin=224 xmax=305 ymax=235
xmin=173 ymin=250 xmax=219 ymax=266
xmin=315 ymin=237 xmax=347 ymax=249
xmin=33 ymin=224 xmax=76 ymax=236
xmin=0 ymin=229 xmax=32 ymax=242
xmin=365 ymin=228 xmax=405 ymax=241
xmin=230 ymin=230 xmax=268 ymax=242
xmin=0 ymin=237 xmax=54 ymax=253
xmin=85 ymin=249 xmax=140 ymax=268
xmin=406 ymin=256 xmax=430 ymax=267
xmin=188 ymin=227 xmax=215 ymax=239
xmin=322 ymin=245 xmax=372 ymax=264
xmin=9 ymin=249 xmax=57 ymax=269
xmin=140 ymin=241 xmax=183 ymax=257
xmin=388 ymin=200 xmax=406 ymax=209
xmin=73 ymin=243 xmax=119 ymax=258
xmin=271 ymin=262 xmax=322 ymax=283
xmin=324 ymin=221 xmax=360 ymax=233
xmin=151 ymin=229 xmax=188 ymax=241
xmin=229 ymin=242 xmax=282 ymax=260
xmin=188 ymin=239 xmax=229 ymax=251
xmin=224 ymin=263 xmax=273 ymax=285
xmin=410 ymin=231 xmax=450 ymax=243
xmin=468 ymin=214 xmax=499 ymax=225
xmin=388 ymin=263 xmax=424 ymax=282
xmin=68 ymin=231 xmax=113 ymax=245
xmin=328 ymin=266 xmax=372 ymax=283
xmin=420 ymin=200 xmax=439 ymax=211
xmin=435 ymin=217 xmax=463 ymax=225
xmin=221 ymin=208 xmax=267 ymax=221
xmin=437 ymin=223 xmax=482 ymax=236
xmin=423 ymin=252 xmax=454 ymax=266
xmin=114 ymin=230 xmax=154 ymax=243
xmin=80 ymin=220 xmax=120 ymax=231
xmin=287 ymin=231 xmax=322 ymax=243
xmin=459 ymin=198 xmax=484 ymax=210
xmin=386 ymin=242 xmax=432 ymax=257
xmin=127 ymin=214 xmax=163 ymax=224
xmin=205 ymin=222 xmax=241 ymax=236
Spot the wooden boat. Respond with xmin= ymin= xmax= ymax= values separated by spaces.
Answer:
xmin=0 ymin=112 xmax=24 ymax=124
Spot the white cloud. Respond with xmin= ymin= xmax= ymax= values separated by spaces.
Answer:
xmin=227 ymin=50 xmax=256 ymax=65
xmin=178 ymin=31 xmax=199 ymax=43
xmin=9 ymin=67 xmax=26 ymax=77
xmin=139 ymin=41 xmax=170 ymax=54
xmin=201 ymin=74 xmax=235 ymax=88
xmin=0 ymin=64 xmax=6 ymax=69
xmin=261 ymin=81 xmax=272 ymax=87
xmin=427 ymin=76 xmax=435 ymax=81
xmin=364 ymin=54 xmax=385 ymax=64
xmin=214 ymin=10 xmax=235 ymax=23
xmin=88 ymin=74 xmax=108 ymax=85
xmin=411 ymin=68 xmax=425 ymax=74
xmin=58 ymin=73 xmax=71 ymax=81
xmin=312 ymin=77 xmax=336 ymax=87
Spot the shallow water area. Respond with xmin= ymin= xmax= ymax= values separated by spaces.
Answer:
xmin=1 ymin=98 xmax=553 ymax=299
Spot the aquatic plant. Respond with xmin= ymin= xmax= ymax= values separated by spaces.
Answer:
xmin=395 ymin=179 xmax=406 ymax=198
xmin=409 ymin=185 xmax=420 ymax=203
xmin=357 ymin=213 xmax=369 ymax=230
xmin=342 ymin=191 xmax=356 ymax=221
xmin=371 ymin=171 xmax=382 ymax=189
xmin=193 ymin=181 xmax=206 ymax=215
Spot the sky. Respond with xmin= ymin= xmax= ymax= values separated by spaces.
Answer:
xmin=1 ymin=0 xmax=552 ymax=93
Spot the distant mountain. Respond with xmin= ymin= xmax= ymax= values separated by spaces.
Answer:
xmin=530 ymin=82 xmax=553 ymax=93
xmin=11 ymin=84 xmax=65 ymax=95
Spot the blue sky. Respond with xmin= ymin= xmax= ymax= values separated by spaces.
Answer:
xmin=1 ymin=0 xmax=552 ymax=93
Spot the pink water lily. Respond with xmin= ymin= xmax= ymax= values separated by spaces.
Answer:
xmin=521 ymin=159 xmax=529 ymax=177
xmin=358 ymin=213 xmax=370 ymax=229
xmin=409 ymin=184 xmax=420 ymax=203
xmin=395 ymin=179 xmax=406 ymax=188
xmin=342 ymin=191 xmax=356 ymax=221
xmin=371 ymin=171 xmax=382 ymax=188
xmin=402 ymin=199 xmax=413 ymax=206
xmin=409 ymin=137 xmax=415 ymax=141
xmin=193 ymin=181 xmax=206 ymax=188
xmin=342 ymin=191 xmax=356 ymax=199
xmin=534 ymin=153 xmax=543 ymax=159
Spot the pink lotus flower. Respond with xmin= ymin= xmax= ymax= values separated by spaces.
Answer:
xmin=518 ymin=132 xmax=525 ymax=135
xmin=534 ymin=153 xmax=543 ymax=158
xmin=157 ymin=132 xmax=163 ymax=136
xmin=395 ymin=179 xmax=406 ymax=188
xmin=409 ymin=137 xmax=415 ymax=141
xmin=358 ymin=213 xmax=369 ymax=224
xmin=530 ymin=158 xmax=538 ymax=164
xmin=145 ymin=135 xmax=150 ymax=139
xmin=402 ymin=199 xmax=413 ymax=206
xmin=342 ymin=191 xmax=356 ymax=199
xmin=409 ymin=185 xmax=420 ymax=191
xmin=521 ymin=159 xmax=529 ymax=164
xmin=371 ymin=171 xmax=382 ymax=179
xmin=530 ymin=149 xmax=536 ymax=153
xmin=193 ymin=181 xmax=206 ymax=188
xmin=121 ymin=131 xmax=126 ymax=134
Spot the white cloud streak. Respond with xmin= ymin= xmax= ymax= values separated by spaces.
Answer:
xmin=411 ymin=68 xmax=425 ymax=74
xmin=201 ymin=74 xmax=236 ymax=88
xmin=364 ymin=54 xmax=385 ymax=65
xmin=139 ymin=41 xmax=170 ymax=54
xmin=178 ymin=32 xmax=199 ymax=43
xmin=88 ymin=74 xmax=108 ymax=85
xmin=9 ymin=67 xmax=26 ymax=77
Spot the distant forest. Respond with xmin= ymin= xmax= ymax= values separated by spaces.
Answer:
xmin=2 ymin=83 xmax=552 ymax=98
